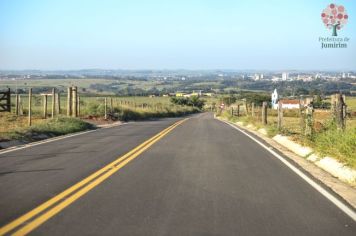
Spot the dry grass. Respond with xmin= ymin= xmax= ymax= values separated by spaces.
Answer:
xmin=218 ymin=103 xmax=356 ymax=168
xmin=1 ymin=95 xmax=200 ymax=141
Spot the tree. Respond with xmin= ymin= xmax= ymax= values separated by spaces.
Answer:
xmin=170 ymin=96 xmax=205 ymax=109
xmin=321 ymin=4 xmax=348 ymax=36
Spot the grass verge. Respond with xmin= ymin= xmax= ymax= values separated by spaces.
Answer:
xmin=1 ymin=117 xmax=95 ymax=143
xmin=311 ymin=126 xmax=356 ymax=168
xmin=216 ymin=110 xmax=356 ymax=168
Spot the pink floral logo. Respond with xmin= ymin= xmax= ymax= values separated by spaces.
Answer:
xmin=321 ymin=3 xmax=348 ymax=36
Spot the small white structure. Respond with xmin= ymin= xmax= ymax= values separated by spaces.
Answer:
xmin=271 ymin=89 xmax=301 ymax=109
xmin=271 ymin=89 xmax=278 ymax=108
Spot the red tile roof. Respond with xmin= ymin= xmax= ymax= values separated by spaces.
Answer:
xmin=280 ymin=99 xmax=300 ymax=104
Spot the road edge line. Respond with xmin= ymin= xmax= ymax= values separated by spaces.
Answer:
xmin=218 ymin=118 xmax=356 ymax=222
xmin=11 ymin=118 xmax=188 ymax=236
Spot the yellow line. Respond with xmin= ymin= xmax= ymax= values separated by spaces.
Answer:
xmin=0 ymin=119 xmax=187 ymax=236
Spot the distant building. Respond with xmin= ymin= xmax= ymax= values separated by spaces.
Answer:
xmin=277 ymin=99 xmax=301 ymax=109
xmin=282 ymin=72 xmax=289 ymax=81
xmin=271 ymin=89 xmax=309 ymax=109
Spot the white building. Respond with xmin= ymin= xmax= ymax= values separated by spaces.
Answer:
xmin=282 ymin=72 xmax=289 ymax=81
xmin=271 ymin=89 xmax=301 ymax=110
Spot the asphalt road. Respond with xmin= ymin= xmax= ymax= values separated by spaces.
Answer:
xmin=0 ymin=113 xmax=355 ymax=235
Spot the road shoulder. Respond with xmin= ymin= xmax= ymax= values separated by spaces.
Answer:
xmin=216 ymin=116 xmax=356 ymax=210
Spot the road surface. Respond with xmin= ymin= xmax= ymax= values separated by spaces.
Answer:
xmin=0 ymin=113 xmax=355 ymax=235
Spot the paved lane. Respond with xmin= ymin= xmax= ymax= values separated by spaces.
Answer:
xmin=1 ymin=113 xmax=355 ymax=235
xmin=0 ymin=117 xmax=181 ymax=227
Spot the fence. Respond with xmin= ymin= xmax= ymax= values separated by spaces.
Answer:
xmin=0 ymin=86 xmax=185 ymax=127
xmin=0 ymin=88 xmax=11 ymax=112
xmin=225 ymin=94 xmax=352 ymax=138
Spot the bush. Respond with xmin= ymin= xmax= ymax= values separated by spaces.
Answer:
xmin=313 ymin=125 xmax=356 ymax=167
xmin=170 ymin=96 xmax=205 ymax=109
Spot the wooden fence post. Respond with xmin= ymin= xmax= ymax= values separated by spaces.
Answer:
xmin=104 ymin=97 xmax=107 ymax=119
xmin=43 ymin=95 xmax=48 ymax=119
xmin=237 ymin=104 xmax=240 ymax=117
xmin=28 ymin=88 xmax=32 ymax=126
xmin=67 ymin=87 xmax=72 ymax=116
xmin=299 ymin=99 xmax=305 ymax=135
xmin=51 ymin=88 xmax=55 ymax=118
xmin=305 ymin=104 xmax=314 ymax=139
xmin=72 ymin=86 xmax=78 ymax=117
xmin=110 ymin=97 xmax=113 ymax=112
xmin=262 ymin=102 xmax=267 ymax=125
xmin=78 ymin=96 xmax=81 ymax=117
xmin=251 ymin=103 xmax=255 ymax=117
xmin=334 ymin=93 xmax=346 ymax=130
xmin=18 ymin=95 xmax=23 ymax=115
xmin=277 ymin=101 xmax=283 ymax=130
xmin=15 ymin=93 xmax=19 ymax=115
xmin=231 ymin=107 xmax=234 ymax=116
xmin=56 ymin=92 xmax=61 ymax=114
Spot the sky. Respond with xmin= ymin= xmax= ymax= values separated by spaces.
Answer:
xmin=0 ymin=0 xmax=355 ymax=70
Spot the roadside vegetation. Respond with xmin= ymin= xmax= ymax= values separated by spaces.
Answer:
xmin=0 ymin=115 xmax=94 ymax=143
xmin=170 ymin=96 xmax=205 ymax=109
xmin=216 ymin=95 xmax=356 ymax=168
xmin=0 ymin=94 xmax=205 ymax=145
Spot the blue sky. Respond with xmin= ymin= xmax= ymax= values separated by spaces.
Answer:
xmin=0 ymin=0 xmax=355 ymax=70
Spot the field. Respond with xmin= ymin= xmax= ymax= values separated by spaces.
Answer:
xmin=0 ymin=77 xmax=219 ymax=141
xmin=0 ymin=94 xmax=202 ymax=138
xmin=0 ymin=78 xmax=183 ymax=95
xmin=0 ymin=79 xmax=114 ymax=88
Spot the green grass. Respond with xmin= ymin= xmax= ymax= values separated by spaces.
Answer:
xmin=1 ymin=117 xmax=94 ymax=142
xmin=0 ymin=78 xmax=115 ymax=92
xmin=346 ymin=97 xmax=356 ymax=110
xmin=1 ymin=94 xmax=201 ymax=143
xmin=216 ymin=104 xmax=356 ymax=168
xmin=312 ymin=126 xmax=356 ymax=168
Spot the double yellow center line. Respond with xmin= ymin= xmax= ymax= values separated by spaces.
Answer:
xmin=0 ymin=118 xmax=188 ymax=236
